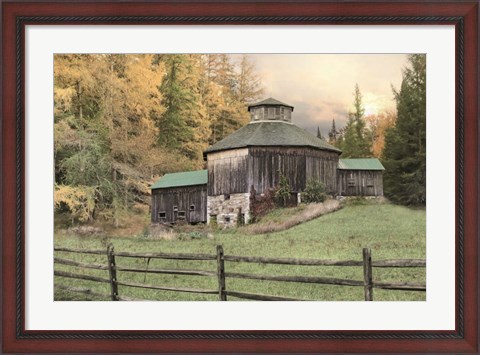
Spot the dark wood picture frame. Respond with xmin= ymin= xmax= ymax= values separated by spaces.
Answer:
xmin=1 ymin=1 xmax=478 ymax=353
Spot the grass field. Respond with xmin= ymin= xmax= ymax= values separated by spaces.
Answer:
xmin=54 ymin=200 xmax=426 ymax=301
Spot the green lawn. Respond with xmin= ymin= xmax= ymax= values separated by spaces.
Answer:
xmin=54 ymin=201 xmax=426 ymax=301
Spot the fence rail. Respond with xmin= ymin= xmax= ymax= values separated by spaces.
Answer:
xmin=54 ymin=244 xmax=426 ymax=301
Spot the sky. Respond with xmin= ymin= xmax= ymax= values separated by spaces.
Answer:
xmin=240 ymin=54 xmax=408 ymax=136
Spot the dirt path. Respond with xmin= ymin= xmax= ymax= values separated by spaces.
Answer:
xmin=244 ymin=199 xmax=342 ymax=234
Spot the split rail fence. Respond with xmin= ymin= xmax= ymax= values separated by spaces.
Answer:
xmin=54 ymin=244 xmax=426 ymax=301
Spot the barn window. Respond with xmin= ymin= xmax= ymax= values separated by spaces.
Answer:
xmin=224 ymin=193 xmax=230 ymax=200
xmin=158 ymin=212 xmax=166 ymax=219
xmin=347 ymin=178 xmax=356 ymax=187
xmin=190 ymin=205 xmax=195 ymax=211
xmin=268 ymin=107 xmax=275 ymax=118
xmin=252 ymin=108 xmax=259 ymax=120
xmin=367 ymin=178 xmax=374 ymax=187
xmin=173 ymin=206 xmax=178 ymax=212
xmin=224 ymin=216 xmax=231 ymax=223
xmin=178 ymin=211 xmax=186 ymax=219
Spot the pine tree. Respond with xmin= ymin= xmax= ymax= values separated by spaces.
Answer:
xmin=338 ymin=84 xmax=372 ymax=157
xmin=316 ymin=126 xmax=323 ymax=139
xmin=328 ymin=119 xmax=338 ymax=145
xmin=156 ymin=55 xmax=195 ymax=150
xmin=382 ymin=54 xmax=426 ymax=205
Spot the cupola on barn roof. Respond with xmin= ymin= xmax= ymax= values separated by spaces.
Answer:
xmin=247 ymin=97 xmax=294 ymax=111
xmin=204 ymin=97 xmax=341 ymax=154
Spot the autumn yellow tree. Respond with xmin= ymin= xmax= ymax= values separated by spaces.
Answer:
xmin=365 ymin=110 xmax=396 ymax=158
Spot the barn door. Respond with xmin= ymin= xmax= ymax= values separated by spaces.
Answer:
xmin=347 ymin=172 xmax=356 ymax=196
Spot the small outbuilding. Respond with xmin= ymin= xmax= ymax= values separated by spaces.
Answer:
xmin=150 ymin=170 xmax=208 ymax=224
xmin=337 ymin=158 xmax=385 ymax=197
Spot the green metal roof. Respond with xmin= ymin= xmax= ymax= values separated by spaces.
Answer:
xmin=204 ymin=121 xmax=341 ymax=154
xmin=338 ymin=158 xmax=385 ymax=171
xmin=248 ymin=97 xmax=294 ymax=111
xmin=150 ymin=170 xmax=208 ymax=189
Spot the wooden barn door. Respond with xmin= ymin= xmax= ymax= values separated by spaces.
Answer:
xmin=347 ymin=171 xmax=356 ymax=196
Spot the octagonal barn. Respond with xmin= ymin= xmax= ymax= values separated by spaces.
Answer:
xmin=204 ymin=98 xmax=341 ymax=227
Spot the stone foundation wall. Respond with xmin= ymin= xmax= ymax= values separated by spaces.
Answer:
xmin=207 ymin=193 xmax=250 ymax=228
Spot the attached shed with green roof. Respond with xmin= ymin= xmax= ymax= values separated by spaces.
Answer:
xmin=337 ymin=158 xmax=385 ymax=197
xmin=150 ymin=170 xmax=207 ymax=224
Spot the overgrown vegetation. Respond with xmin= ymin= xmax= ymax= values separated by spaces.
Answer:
xmin=302 ymin=179 xmax=327 ymax=203
xmin=55 ymin=201 xmax=426 ymax=301
xmin=249 ymin=187 xmax=277 ymax=223
xmin=274 ymin=174 xmax=293 ymax=207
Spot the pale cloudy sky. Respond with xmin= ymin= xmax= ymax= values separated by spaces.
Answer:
xmin=240 ymin=54 xmax=408 ymax=136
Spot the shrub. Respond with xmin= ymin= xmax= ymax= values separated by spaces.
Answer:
xmin=250 ymin=187 xmax=277 ymax=223
xmin=302 ymin=179 xmax=327 ymax=203
xmin=275 ymin=174 xmax=292 ymax=207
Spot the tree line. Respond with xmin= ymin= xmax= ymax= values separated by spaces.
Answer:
xmin=323 ymin=54 xmax=426 ymax=206
xmin=54 ymin=54 xmax=263 ymax=225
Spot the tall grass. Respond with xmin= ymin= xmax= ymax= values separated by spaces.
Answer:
xmin=54 ymin=202 xmax=426 ymax=301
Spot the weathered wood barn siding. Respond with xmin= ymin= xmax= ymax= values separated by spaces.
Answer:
xmin=305 ymin=150 xmax=339 ymax=194
xmin=337 ymin=170 xmax=383 ymax=196
xmin=248 ymin=146 xmax=339 ymax=194
xmin=151 ymin=185 xmax=207 ymax=223
xmin=207 ymin=148 xmax=249 ymax=196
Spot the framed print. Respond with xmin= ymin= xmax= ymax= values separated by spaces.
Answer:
xmin=2 ymin=1 xmax=479 ymax=353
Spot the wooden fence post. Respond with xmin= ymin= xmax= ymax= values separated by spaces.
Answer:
xmin=107 ymin=244 xmax=119 ymax=301
xmin=363 ymin=247 xmax=373 ymax=301
xmin=216 ymin=245 xmax=227 ymax=301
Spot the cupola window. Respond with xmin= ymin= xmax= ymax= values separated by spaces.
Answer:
xmin=247 ymin=98 xmax=294 ymax=123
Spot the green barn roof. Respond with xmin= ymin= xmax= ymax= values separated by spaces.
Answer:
xmin=338 ymin=158 xmax=385 ymax=171
xmin=150 ymin=170 xmax=208 ymax=189
xmin=204 ymin=121 xmax=341 ymax=154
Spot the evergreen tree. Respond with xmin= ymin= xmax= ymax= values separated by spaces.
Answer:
xmin=338 ymin=84 xmax=372 ymax=157
xmin=328 ymin=119 xmax=338 ymax=145
xmin=316 ymin=126 xmax=323 ymax=139
xmin=382 ymin=54 xmax=426 ymax=205
xmin=156 ymin=55 xmax=196 ymax=150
